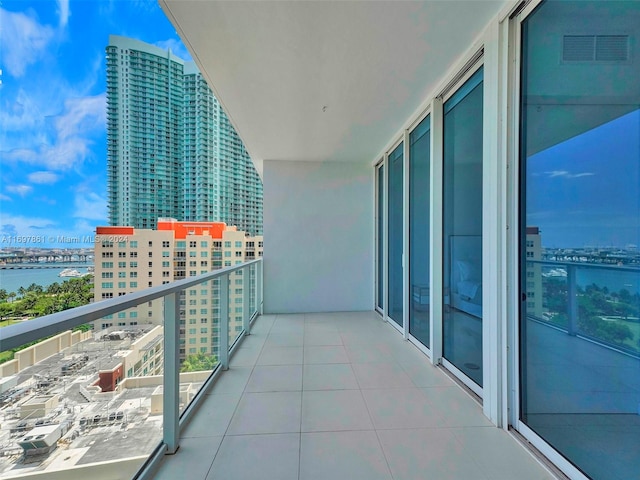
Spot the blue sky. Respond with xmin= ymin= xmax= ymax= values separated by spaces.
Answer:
xmin=1 ymin=1 xmax=638 ymax=252
xmin=0 ymin=0 xmax=191 ymax=248
xmin=527 ymin=109 xmax=640 ymax=249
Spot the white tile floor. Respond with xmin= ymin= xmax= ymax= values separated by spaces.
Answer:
xmin=154 ymin=312 xmax=557 ymax=480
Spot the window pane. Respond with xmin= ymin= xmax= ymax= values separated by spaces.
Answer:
xmin=377 ymin=165 xmax=385 ymax=310
xmin=443 ymin=67 xmax=483 ymax=386
xmin=388 ymin=143 xmax=404 ymax=327
xmin=409 ymin=116 xmax=431 ymax=347
xmin=520 ymin=2 xmax=640 ymax=479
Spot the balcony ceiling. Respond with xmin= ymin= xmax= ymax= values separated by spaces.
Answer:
xmin=160 ymin=1 xmax=508 ymax=174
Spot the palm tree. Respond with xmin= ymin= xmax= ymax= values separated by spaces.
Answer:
xmin=27 ymin=283 xmax=43 ymax=294
xmin=7 ymin=292 xmax=16 ymax=303
xmin=0 ymin=289 xmax=7 ymax=303
xmin=47 ymin=282 xmax=61 ymax=295
xmin=17 ymin=286 xmax=26 ymax=298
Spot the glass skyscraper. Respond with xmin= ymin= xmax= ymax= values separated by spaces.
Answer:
xmin=106 ymin=36 xmax=263 ymax=235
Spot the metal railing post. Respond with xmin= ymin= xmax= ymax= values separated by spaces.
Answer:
xmin=567 ymin=265 xmax=578 ymax=336
xmin=243 ymin=265 xmax=251 ymax=335
xmin=257 ymin=259 xmax=263 ymax=315
xmin=163 ymin=291 xmax=181 ymax=455
xmin=219 ymin=274 xmax=230 ymax=370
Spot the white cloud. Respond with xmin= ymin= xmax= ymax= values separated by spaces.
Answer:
xmin=0 ymin=194 xmax=12 ymax=202
xmin=545 ymin=170 xmax=594 ymax=179
xmin=0 ymin=89 xmax=45 ymax=131
xmin=6 ymin=185 xmax=33 ymax=197
xmin=4 ymin=138 xmax=91 ymax=171
xmin=0 ymin=213 xmax=98 ymax=247
xmin=3 ymin=94 xmax=106 ymax=171
xmin=74 ymin=191 xmax=107 ymax=221
xmin=28 ymin=171 xmax=60 ymax=184
xmin=55 ymin=95 xmax=105 ymax=141
xmin=72 ymin=219 xmax=101 ymax=238
xmin=3 ymin=148 xmax=40 ymax=163
xmin=56 ymin=0 xmax=70 ymax=28
xmin=0 ymin=57 xmax=102 ymax=140
xmin=154 ymin=38 xmax=193 ymax=62
xmin=570 ymin=172 xmax=595 ymax=178
xmin=34 ymin=196 xmax=57 ymax=206
xmin=0 ymin=8 xmax=55 ymax=78
xmin=76 ymin=53 xmax=104 ymax=94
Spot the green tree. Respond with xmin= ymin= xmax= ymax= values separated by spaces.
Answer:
xmin=180 ymin=353 xmax=218 ymax=372
xmin=0 ymin=277 xmax=95 ymax=365
xmin=543 ymin=278 xmax=568 ymax=314
xmin=0 ymin=303 xmax=15 ymax=322
xmin=1 ymin=277 xmax=94 ymax=323
xmin=0 ymin=289 xmax=7 ymax=303
xmin=47 ymin=282 xmax=62 ymax=295
xmin=20 ymin=292 xmax=38 ymax=311
xmin=578 ymin=315 xmax=633 ymax=345
xmin=615 ymin=303 xmax=634 ymax=321
xmin=27 ymin=283 xmax=43 ymax=294
xmin=619 ymin=289 xmax=632 ymax=303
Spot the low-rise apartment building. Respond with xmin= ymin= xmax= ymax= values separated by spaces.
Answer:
xmin=94 ymin=219 xmax=263 ymax=361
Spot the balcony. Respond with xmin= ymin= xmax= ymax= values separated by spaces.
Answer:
xmin=153 ymin=311 xmax=555 ymax=480
xmin=58 ymin=0 xmax=638 ymax=478
xmin=0 ymin=259 xmax=555 ymax=480
xmin=0 ymin=260 xmax=554 ymax=480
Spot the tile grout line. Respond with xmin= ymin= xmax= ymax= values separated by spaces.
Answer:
xmin=298 ymin=313 xmax=306 ymax=480
xmin=352 ymin=317 xmax=395 ymax=480
xmin=203 ymin=313 xmax=273 ymax=479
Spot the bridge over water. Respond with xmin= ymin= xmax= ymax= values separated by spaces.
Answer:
xmin=0 ymin=250 xmax=94 ymax=266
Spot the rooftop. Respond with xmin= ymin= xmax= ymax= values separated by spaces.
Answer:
xmin=0 ymin=326 xmax=176 ymax=479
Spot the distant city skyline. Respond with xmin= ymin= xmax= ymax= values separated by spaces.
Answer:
xmin=1 ymin=0 xmax=192 ymax=248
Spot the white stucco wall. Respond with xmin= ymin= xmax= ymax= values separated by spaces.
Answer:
xmin=263 ymin=160 xmax=373 ymax=313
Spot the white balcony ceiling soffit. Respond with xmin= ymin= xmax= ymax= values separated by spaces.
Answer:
xmin=160 ymin=1 xmax=507 ymax=174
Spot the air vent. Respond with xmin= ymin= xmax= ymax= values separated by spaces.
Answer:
xmin=563 ymin=35 xmax=595 ymax=61
xmin=595 ymin=35 xmax=628 ymax=61
xmin=563 ymin=35 xmax=629 ymax=62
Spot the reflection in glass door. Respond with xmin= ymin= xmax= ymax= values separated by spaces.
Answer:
xmin=388 ymin=143 xmax=404 ymax=327
xmin=409 ymin=116 xmax=431 ymax=348
xmin=519 ymin=2 xmax=640 ymax=479
xmin=442 ymin=68 xmax=483 ymax=387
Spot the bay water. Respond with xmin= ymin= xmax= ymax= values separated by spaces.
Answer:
xmin=0 ymin=264 xmax=94 ymax=293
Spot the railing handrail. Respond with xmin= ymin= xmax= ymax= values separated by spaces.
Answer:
xmin=0 ymin=259 xmax=262 ymax=352
xmin=527 ymin=258 xmax=640 ymax=273
xmin=527 ymin=314 xmax=640 ymax=361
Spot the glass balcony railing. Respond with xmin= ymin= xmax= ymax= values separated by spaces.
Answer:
xmin=526 ymin=260 xmax=640 ymax=357
xmin=0 ymin=259 xmax=262 ymax=480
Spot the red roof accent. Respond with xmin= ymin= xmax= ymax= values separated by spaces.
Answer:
xmin=96 ymin=226 xmax=135 ymax=235
xmin=157 ymin=219 xmax=227 ymax=239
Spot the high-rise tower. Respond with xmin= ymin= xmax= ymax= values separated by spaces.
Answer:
xmin=106 ymin=36 xmax=183 ymax=229
xmin=106 ymin=35 xmax=263 ymax=234
xmin=182 ymin=64 xmax=263 ymax=233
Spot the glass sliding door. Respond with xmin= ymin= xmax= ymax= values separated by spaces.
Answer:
xmin=376 ymin=163 xmax=385 ymax=312
xmin=409 ymin=116 xmax=431 ymax=348
xmin=388 ymin=143 xmax=404 ymax=327
xmin=442 ymin=68 xmax=483 ymax=387
xmin=519 ymin=2 xmax=640 ymax=479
